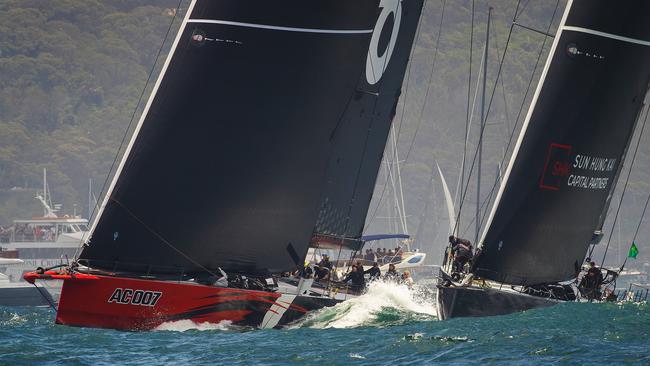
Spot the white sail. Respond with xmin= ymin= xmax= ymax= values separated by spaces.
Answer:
xmin=436 ymin=162 xmax=456 ymax=236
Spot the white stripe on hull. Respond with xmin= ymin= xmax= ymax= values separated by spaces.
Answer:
xmin=260 ymin=294 xmax=296 ymax=329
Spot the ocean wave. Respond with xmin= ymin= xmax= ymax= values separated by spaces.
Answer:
xmin=294 ymin=280 xmax=437 ymax=329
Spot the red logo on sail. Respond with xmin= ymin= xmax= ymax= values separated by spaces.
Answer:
xmin=539 ymin=143 xmax=572 ymax=190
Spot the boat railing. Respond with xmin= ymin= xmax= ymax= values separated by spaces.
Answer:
xmin=614 ymin=283 xmax=650 ymax=302
xmin=472 ymin=267 xmax=533 ymax=290
xmin=76 ymin=258 xmax=214 ymax=282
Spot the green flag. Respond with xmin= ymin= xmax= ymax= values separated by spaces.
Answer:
xmin=628 ymin=242 xmax=639 ymax=259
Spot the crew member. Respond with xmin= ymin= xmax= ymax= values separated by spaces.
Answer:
xmin=449 ymin=235 xmax=473 ymax=274
xmin=384 ymin=263 xmax=399 ymax=281
xmin=317 ymin=255 xmax=333 ymax=270
xmin=297 ymin=261 xmax=313 ymax=279
xmin=314 ymin=264 xmax=330 ymax=281
xmin=342 ymin=266 xmax=365 ymax=293
xmin=401 ymin=270 xmax=414 ymax=288
xmin=364 ymin=262 xmax=381 ymax=281
xmin=580 ymin=261 xmax=603 ymax=300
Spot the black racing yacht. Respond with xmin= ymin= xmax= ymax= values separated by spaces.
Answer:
xmin=437 ymin=0 xmax=650 ymax=319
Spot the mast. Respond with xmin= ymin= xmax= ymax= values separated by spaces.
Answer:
xmin=392 ymin=124 xmax=409 ymax=237
xmin=476 ymin=7 xmax=491 ymax=244
xmin=88 ymin=178 xmax=92 ymax=220
xmin=43 ymin=168 xmax=47 ymax=217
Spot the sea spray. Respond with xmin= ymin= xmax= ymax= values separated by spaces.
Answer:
xmin=154 ymin=320 xmax=237 ymax=332
xmin=295 ymin=280 xmax=437 ymax=329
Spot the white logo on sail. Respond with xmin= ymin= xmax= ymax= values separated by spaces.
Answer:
xmin=366 ymin=0 xmax=402 ymax=85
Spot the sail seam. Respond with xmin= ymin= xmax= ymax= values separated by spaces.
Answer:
xmin=562 ymin=26 xmax=650 ymax=47
xmin=187 ymin=19 xmax=373 ymax=34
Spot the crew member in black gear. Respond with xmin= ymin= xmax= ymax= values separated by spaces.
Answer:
xmin=297 ymin=261 xmax=313 ymax=279
xmin=364 ymin=262 xmax=381 ymax=281
xmin=314 ymin=264 xmax=330 ymax=281
xmin=342 ymin=266 xmax=365 ymax=293
xmin=449 ymin=235 xmax=473 ymax=274
xmin=317 ymin=255 xmax=333 ymax=270
xmin=580 ymin=261 xmax=604 ymax=300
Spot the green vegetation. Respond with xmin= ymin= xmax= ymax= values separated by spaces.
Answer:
xmin=0 ymin=0 xmax=180 ymax=224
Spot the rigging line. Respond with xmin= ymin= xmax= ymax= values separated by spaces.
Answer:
xmin=601 ymin=101 xmax=650 ymax=267
xmin=514 ymin=22 xmax=556 ymax=38
xmin=454 ymin=42 xmax=485 ymax=212
xmin=478 ymin=169 xmax=501 ymax=233
xmin=458 ymin=0 xmax=475 ymax=224
xmin=493 ymin=29 xmax=513 ymax=142
xmin=518 ymin=0 xmax=532 ymax=19
xmin=632 ymin=193 xmax=650 ymax=246
xmin=461 ymin=168 xmax=500 ymax=235
xmin=453 ymin=0 xmax=559 ymax=239
xmin=364 ymin=163 xmax=391 ymax=231
xmin=402 ymin=0 xmax=447 ymax=163
xmin=110 ymin=198 xmax=218 ymax=277
xmin=619 ymin=191 xmax=650 ymax=272
xmin=479 ymin=9 xmax=558 ymax=213
xmin=451 ymin=0 xmax=524 ymax=236
xmin=365 ymin=0 xmax=430 ymax=231
xmin=32 ymin=283 xmax=57 ymax=312
xmin=618 ymin=191 xmax=650 ymax=272
xmin=391 ymin=124 xmax=409 ymax=233
xmin=73 ymin=0 xmax=185 ymax=259
xmin=385 ymin=141 xmax=406 ymax=232
xmin=394 ymin=0 xmax=429 ymax=145
xmin=474 ymin=0 xmax=560 ymax=233
xmin=464 ymin=18 xmax=517 ymax=223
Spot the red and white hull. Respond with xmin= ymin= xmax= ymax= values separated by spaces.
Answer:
xmin=28 ymin=272 xmax=338 ymax=330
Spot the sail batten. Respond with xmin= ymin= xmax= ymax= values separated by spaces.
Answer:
xmin=475 ymin=0 xmax=650 ymax=286
xmin=562 ymin=26 xmax=650 ymax=47
xmin=186 ymin=19 xmax=374 ymax=34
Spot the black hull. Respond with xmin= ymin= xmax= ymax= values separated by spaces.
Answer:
xmin=436 ymin=284 xmax=559 ymax=320
xmin=0 ymin=284 xmax=55 ymax=307
xmin=275 ymin=295 xmax=341 ymax=327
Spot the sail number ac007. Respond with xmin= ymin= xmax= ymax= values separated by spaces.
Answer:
xmin=108 ymin=288 xmax=162 ymax=307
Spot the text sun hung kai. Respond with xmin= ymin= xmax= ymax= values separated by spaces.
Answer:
xmin=540 ymin=143 xmax=618 ymax=191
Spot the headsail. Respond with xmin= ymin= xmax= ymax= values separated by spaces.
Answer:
xmin=81 ymin=0 xmax=424 ymax=276
xmin=311 ymin=0 xmax=424 ymax=250
xmin=474 ymin=0 xmax=650 ymax=285
xmin=436 ymin=162 xmax=456 ymax=236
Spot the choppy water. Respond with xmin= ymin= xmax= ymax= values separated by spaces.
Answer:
xmin=1 ymin=281 xmax=648 ymax=365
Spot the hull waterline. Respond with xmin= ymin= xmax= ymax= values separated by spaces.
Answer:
xmin=436 ymin=283 xmax=559 ymax=320
xmin=36 ymin=274 xmax=338 ymax=330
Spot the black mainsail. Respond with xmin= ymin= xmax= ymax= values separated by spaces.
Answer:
xmin=473 ymin=0 xmax=650 ymax=286
xmin=81 ymin=0 xmax=424 ymax=277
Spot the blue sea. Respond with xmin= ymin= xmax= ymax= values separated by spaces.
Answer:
xmin=1 ymin=282 xmax=648 ymax=366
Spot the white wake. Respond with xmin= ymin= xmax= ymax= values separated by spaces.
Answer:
xmin=154 ymin=319 xmax=235 ymax=332
xmin=295 ymin=280 xmax=437 ymax=329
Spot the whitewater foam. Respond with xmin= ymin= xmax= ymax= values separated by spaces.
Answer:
xmin=296 ymin=280 xmax=437 ymax=329
xmin=154 ymin=319 xmax=235 ymax=332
